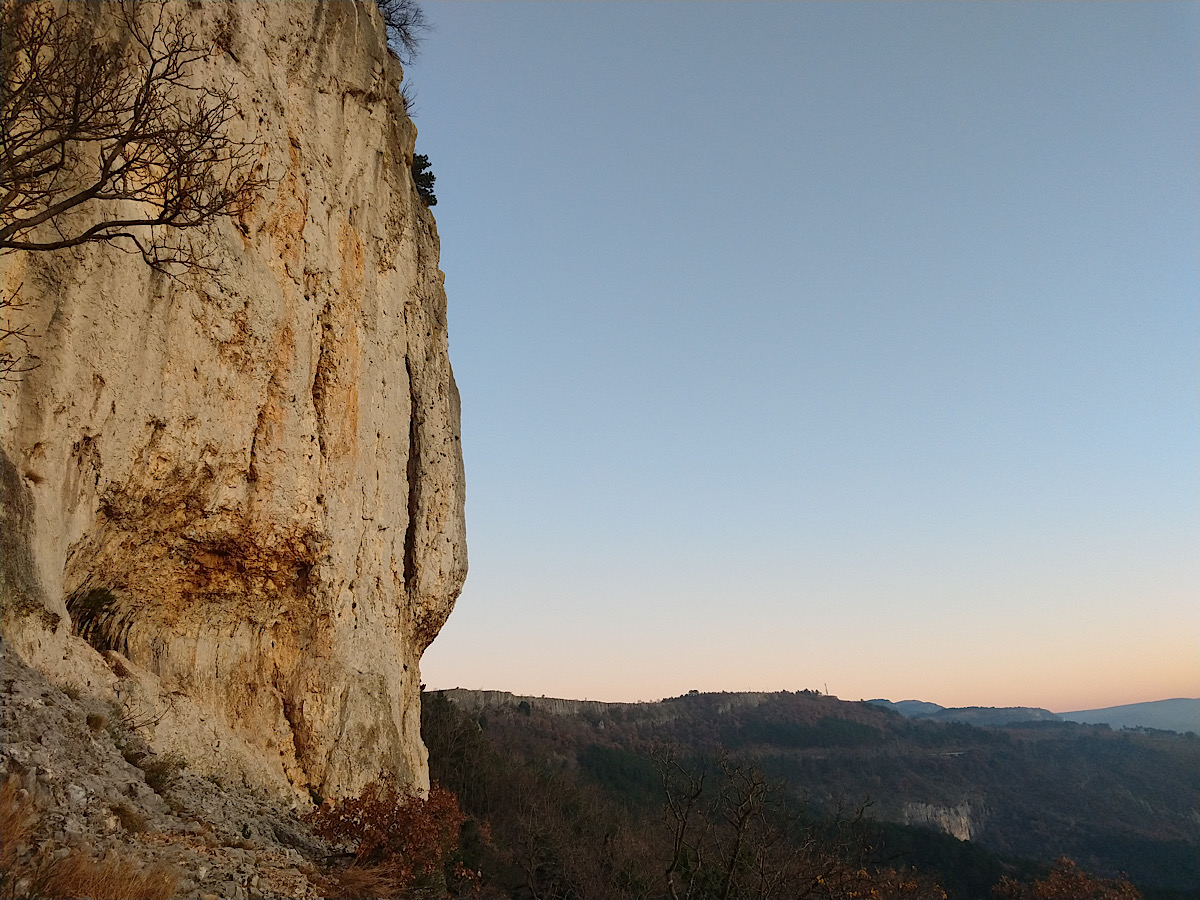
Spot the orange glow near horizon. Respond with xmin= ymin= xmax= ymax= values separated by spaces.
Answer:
xmin=422 ymin=606 xmax=1200 ymax=713
xmin=422 ymin=520 xmax=1199 ymax=716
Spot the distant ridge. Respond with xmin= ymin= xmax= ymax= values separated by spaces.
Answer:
xmin=438 ymin=690 xmax=1200 ymax=734
xmin=867 ymin=699 xmax=943 ymax=717
xmin=436 ymin=687 xmax=780 ymax=719
xmin=1060 ymin=698 xmax=1200 ymax=734
xmin=868 ymin=697 xmax=1200 ymax=734
xmin=867 ymin=700 xmax=1058 ymax=726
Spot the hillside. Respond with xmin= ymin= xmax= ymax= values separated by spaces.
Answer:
xmin=425 ymin=688 xmax=1200 ymax=898
xmin=1060 ymin=699 xmax=1200 ymax=735
xmin=869 ymin=697 xmax=1200 ymax=735
xmin=867 ymin=700 xmax=1060 ymax=726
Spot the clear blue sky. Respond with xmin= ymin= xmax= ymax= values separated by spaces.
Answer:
xmin=410 ymin=1 xmax=1198 ymax=711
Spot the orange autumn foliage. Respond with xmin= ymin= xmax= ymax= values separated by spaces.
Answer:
xmin=994 ymin=857 xmax=1141 ymax=900
xmin=306 ymin=782 xmax=476 ymax=899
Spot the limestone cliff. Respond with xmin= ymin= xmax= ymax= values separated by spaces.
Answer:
xmin=0 ymin=0 xmax=466 ymax=802
xmin=901 ymin=801 xmax=983 ymax=842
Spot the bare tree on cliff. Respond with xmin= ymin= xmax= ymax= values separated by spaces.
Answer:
xmin=0 ymin=0 xmax=263 ymax=265
xmin=0 ymin=0 xmax=265 ymax=382
xmin=375 ymin=0 xmax=428 ymax=64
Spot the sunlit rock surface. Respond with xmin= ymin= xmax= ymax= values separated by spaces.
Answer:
xmin=1 ymin=0 xmax=466 ymax=801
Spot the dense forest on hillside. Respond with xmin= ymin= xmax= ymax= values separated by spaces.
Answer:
xmin=419 ymin=689 xmax=1199 ymax=899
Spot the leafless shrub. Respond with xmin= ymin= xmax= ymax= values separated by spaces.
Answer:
xmin=307 ymin=782 xmax=473 ymax=899
xmin=994 ymin=856 xmax=1142 ymax=900
xmin=375 ymin=0 xmax=428 ymax=64
xmin=138 ymin=751 xmax=186 ymax=795
xmin=113 ymin=678 xmax=175 ymax=734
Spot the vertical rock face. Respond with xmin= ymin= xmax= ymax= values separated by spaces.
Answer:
xmin=0 ymin=1 xmax=466 ymax=801
xmin=901 ymin=802 xmax=981 ymax=842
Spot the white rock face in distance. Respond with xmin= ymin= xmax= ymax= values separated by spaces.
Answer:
xmin=0 ymin=1 xmax=466 ymax=802
xmin=901 ymin=801 xmax=981 ymax=842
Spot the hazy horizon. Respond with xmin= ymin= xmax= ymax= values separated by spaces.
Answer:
xmin=412 ymin=2 xmax=1198 ymax=714
xmin=424 ymin=684 xmax=1199 ymax=718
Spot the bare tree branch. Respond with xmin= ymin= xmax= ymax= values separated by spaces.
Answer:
xmin=0 ymin=0 xmax=267 ymax=270
xmin=374 ymin=0 xmax=427 ymax=65
xmin=0 ymin=284 xmax=39 ymax=388
xmin=0 ymin=0 xmax=268 ymax=384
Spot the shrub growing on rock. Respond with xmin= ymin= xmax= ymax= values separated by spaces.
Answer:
xmin=306 ymin=782 xmax=473 ymax=898
xmin=412 ymin=154 xmax=437 ymax=206
xmin=138 ymin=751 xmax=186 ymax=795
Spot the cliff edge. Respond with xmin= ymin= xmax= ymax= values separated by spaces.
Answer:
xmin=0 ymin=0 xmax=466 ymax=802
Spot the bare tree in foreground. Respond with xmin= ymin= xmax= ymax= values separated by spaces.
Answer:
xmin=0 ymin=0 xmax=266 ymax=384
xmin=0 ymin=0 xmax=264 ymax=268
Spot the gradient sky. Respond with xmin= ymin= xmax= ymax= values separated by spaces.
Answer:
xmin=409 ymin=2 xmax=1198 ymax=713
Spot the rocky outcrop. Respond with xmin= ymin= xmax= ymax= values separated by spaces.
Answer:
xmin=901 ymin=801 xmax=983 ymax=842
xmin=1 ymin=1 xmax=465 ymax=802
xmin=1 ymin=644 xmax=332 ymax=899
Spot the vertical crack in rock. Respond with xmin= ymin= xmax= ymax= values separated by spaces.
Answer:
xmin=403 ymin=356 xmax=420 ymax=592
xmin=311 ymin=303 xmax=333 ymax=460
xmin=248 ymin=405 xmax=266 ymax=483
xmin=278 ymin=690 xmax=310 ymax=794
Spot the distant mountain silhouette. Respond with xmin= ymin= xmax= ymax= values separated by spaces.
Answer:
xmin=867 ymin=699 xmax=1058 ymax=726
xmin=867 ymin=698 xmax=944 ymax=716
xmin=1060 ymin=698 xmax=1200 ymax=734
xmin=869 ymin=697 xmax=1200 ymax=734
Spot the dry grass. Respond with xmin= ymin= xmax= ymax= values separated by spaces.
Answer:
xmin=318 ymin=862 xmax=408 ymax=900
xmin=34 ymin=852 xmax=180 ymax=900
xmin=316 ymin=861 xmax=456 ymax=900
xmin=138 ymin=752 xmax=186 ymax=795
xmin=112 ymin=802 xmax=147 ymax=834
xmin=1 ymin=775 xmax=180 ymax=899
xmin=1 ymin=775 xmax=39 ymax=874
